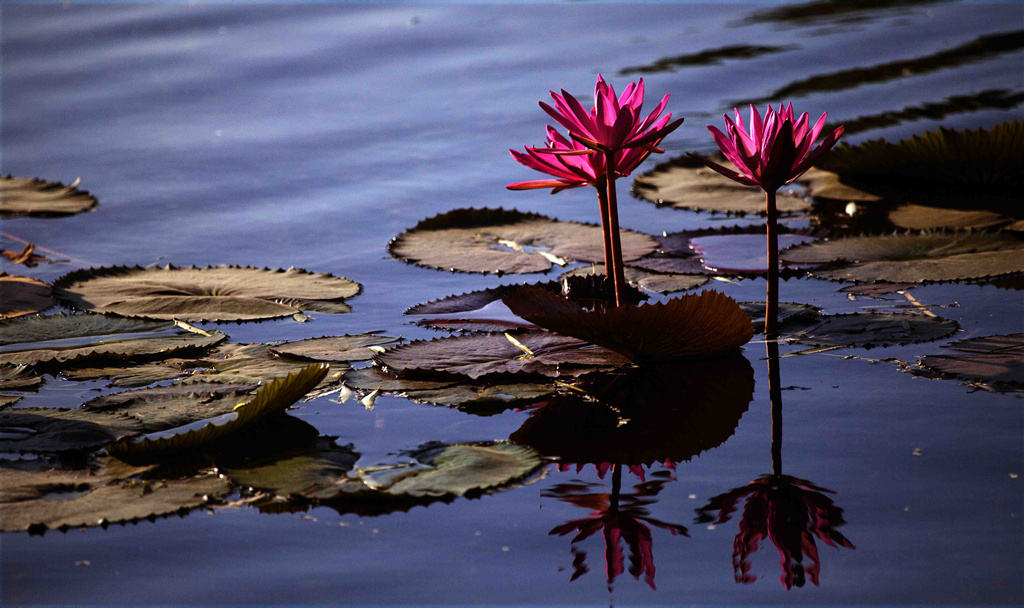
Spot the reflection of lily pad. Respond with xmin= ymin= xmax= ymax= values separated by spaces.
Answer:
xmin=0 ymin=176 xmax=98 ymax=217
xmin=0 ymin=275 xmax=56 ymax=319
xmin=911 ymin=333 xmax=1024 ymax=390
xmin=223 ymin=437 xmax=360 ymax=501
xmin=780 ymin=232 xmax=1024 ymax=283
xmin=0 ymin=314 xmax=226 ymax=366
xmin=791 ymin=313 xmax=959 ymax=349
xmin=388 ymin=208 xmax=657 ymax=275
xmin=560 ymin=264 xmax=708 ymax=294
xmin=633 ymin=155 xmax=810 ymax=215
xmin=376 ymin=331 xmax=629 ymax=380
xmin=54 ymin=265 xmax=360 ymax=322
xmin=502 ymin=288 xmax=753 ymax=363
xmin=0 ymin=456 xmax=229 ymax=533
xmin=269 ymin=333 xmax=399 ymax=363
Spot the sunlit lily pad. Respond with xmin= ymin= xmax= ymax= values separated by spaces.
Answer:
xmin=633 ymin=154 xmax=810 ymax=215
xmin=560 ymin=264 xmax=709 ymax=294
xmin=108 ymin=364 xmax=329 ymax=459
xmin=405 ymin=287 xmax=508 ymax=315
xmin=376 ymin=331 xmax=630 ymax=380
xmin=0 ymin=176 xmax=98 ymax=217
xmin=501 ymin=288 xmax=753 ymax=363
xmin=791 ymin=313 xmax=959 ymax=349
xmin=0 ymin=456 xmax=229 ymax=533
xmin=53 ymin=265 xmax=360 ymax=322
xmin=911 ymin=333 xmax=1024 ymax=390
xmin=415 ymin=318 xmax=538 ymax=334
xmin=0 ymin=365 xmax=43 ymax=391
xmin=0 ymin=314 xmax=226 ymax=366
xmin=888 ymin=205 xmax=1013 ymax=231
xmin=268 ymin=333 xmax=400 ymax=363
xmin=388 ymin=208 xmax=657 ymax=275
xmin=0 ymin=275 xmax=56 ymax=319
xmin=780 ymin=232 xmax=1024 ymax=283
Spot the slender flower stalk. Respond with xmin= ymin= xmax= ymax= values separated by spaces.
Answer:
xmin=691 ymin=104 xmax=843 ymax=335
xmin=509 ymin=77 xmax=682 ymax=307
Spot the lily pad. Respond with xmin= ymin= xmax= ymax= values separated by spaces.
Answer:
xmin=0 ymin=275 xmax=56 ymax=319
xmin=405 ymin=287 xmax=509 ymax=315
xmin=633 ymin=154 xmax=810 ymax=215
xmin=0 ymin=365 xmax=44 ymax=391
xmin=501 ymin=288 xmax=754 ymax=363
xmin=269 ymin=333 xmax=400 ymax=363
xmin=780 ymin=232 xmax=1024 ymax=283
xmin=388 ymin=208 xmax=657 ymax=275
xmin=0 ymin=314 xmax=226 ymax=366
xmin=0 ymin=408 xmax=147 ymax=453
xmin=0 ymin=456 xmax=230 ymax=533
xmin=0 ymin=176 xmax=98 ymax=217
xmin=81 ymin=380 xmax=258 ymax=430
xmin=791 ymin=313 xmax=959 ymax=349
xmin=108 ymin=363 xmax=329 ymax=459
xmin=223 ymin=437 xmax=360 ymax=501
xmin=414 ymin=318 xmax=538 ymax=334
xmin=911 ymin=333 xmax=1024 ymax=390
xmin=838 ymin=282 xmax=917 ymax=296
xmin=888 ymin=205 xmax=1013 ymax=231
xmin=560 ymin=264 xmax=709 ymax=294
xmin=375 ymin=331 xmax=630 ymax=380
xmin=738 ymin=301 xmax=821 ymax=333
xmin=53 ymin=265 xmax=360 ymax=322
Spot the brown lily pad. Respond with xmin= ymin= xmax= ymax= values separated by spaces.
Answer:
xmin=0 ymin=365 xmax=43 ymax=391
xmin=738 ymin=301 xmax=821 ymax=333
xmin=911 ymin=333 xmax=1024 ymax=390
xmin=888 ymin=205 xmax=1013 ymax=231
xmin=633 ymin=154 xmax=810 ymax=215
xmin=780 ymin=232 xmax=1024 ymax=283
xmin=839 ymin=282 xmax=917 ymax=296
xmin=415 ymin=318 xmax=538 ymax=334
xmin=269 ymin=333 xmax=400 ymax=363
xmin=791 ymin=313 xmax=959 ymax=349
xmin=388 ymin=208 xmax=657 ymax=275
xmin=53 ymin=265 xmax=360 ymax=322
xmin=560 ymin=264 xmax=709 ymax=294
xmin=0 ymin=176 xmax=98 ymax=217
xmin=0 ymin=408 xmax=147 ymax=453
xmin=501 ymin=288 xmax=754 ymax=364
xmin=375 ymin=331 xmax=630 ymax=380
xmin=0 ymin=275 xmax=56 ymax=319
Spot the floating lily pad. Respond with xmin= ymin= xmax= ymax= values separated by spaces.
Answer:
xmin=791 ymin=313 xmax=959 ymax=349
xmin=0 ymin=395 xmax=23 ymax=407
xmin=633 ymin=154 xmax=810 ymax=215
xmin=560 ymin=264 xmax=709 ymax=294
xmin=0 ymin=176 xmax=98 ymax=217
xmin=838 ymin=282 xmax=917 ymax=296
xmin=0 ymin=365 xmax=43 ymax=391
xmin=1 ymin=243 xmax=53 ymax=267
xmin=376 ymin=331 xmax=630 ymax=380
xmin=405 ymin=287 xmax=508 ymax=315
xmin=62 ymin=360 xmax=198 ymax=388
xmin=53 ymin=265 xmax=360 ymax=322
xmin=0 ymin=408 xmax=146 ymax=453
xmin=0 ymin=314 xmax=226 ymax=366
xmin=223 ymin=437 xmax=360 ymax=501
xmin=0 ymin=456 xmax=230 ymax=533
xmin=81 ymin=380 xmax=258 ymax=430
xmin=798 ymin=167 xmax=883 ymax=202
xmin=501 ymin=288 xmax=754 ymax=363
xmin=0 ymin=275 xmax=56 ymax=319
xmin=269 ymin=333 xmax=400 ymax=363
xmin=388 ymin=208 xmax=657 ymax=275
xmin=415 ymin=318 xmax=538 ymax=334
xmin=738 ymin=301 xmax=821 ymax=333
xmin=780 ymin=232 xmax=1024 ymax=283
xmin=888 ymin=205 xmax=1013 ymax=231
xmin=911 ymin=333 xmax=1024 ymax=390
xmin=108 ymin=364 xmax=329 ymax=459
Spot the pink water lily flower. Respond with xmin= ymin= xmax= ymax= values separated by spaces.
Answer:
xmin=692 ymin=103 xmax=844 ymax=193
xmin=540 ymin=75 xmax=683 ymax=153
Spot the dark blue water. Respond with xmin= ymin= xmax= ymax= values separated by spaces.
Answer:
xmin=2 ymin=2 xmax=1022 ymax=605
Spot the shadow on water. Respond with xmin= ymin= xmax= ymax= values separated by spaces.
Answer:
xmin=828 ymin=89 xmax=1024 ymax=136
xmin=732 ymin=0 xmax=955 ymax=28
xmin=618 ymin=44 xmax=798 ymax=75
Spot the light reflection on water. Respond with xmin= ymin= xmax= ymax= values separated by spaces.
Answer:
xmin=2 ymin=1 xmax=1023 ymax=604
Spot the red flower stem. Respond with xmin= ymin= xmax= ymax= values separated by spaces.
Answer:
xmin=767 ymin=339 xmax=783 ymax=477
xmin=603 ymin=151 xmax=628 ymax=308
xmin=595 ymin=178 xmax=614 ymax=279
xmin=610 ymin=464 xmax=622 ymax=511
xmin=765 ymin=189 xmax=779 ymax=337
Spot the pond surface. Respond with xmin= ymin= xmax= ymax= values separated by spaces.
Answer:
xmin=2 ymin=1 xmax=1023 ymax=605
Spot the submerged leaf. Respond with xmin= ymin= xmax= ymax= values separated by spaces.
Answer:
xmin=388 ymin=208 xmax=657 ymax=275
xmin=269 ymin=333 xmax=400 ymax=363
xmin=0 ymin=275 xmax=56 ymax=319
xmin=0 ymin=176 xmax=98 ymax=217
xmin=911 ymin=333 xmax=1024 ymax=390
xmin=53 ymin=265 xmax=360 ymax=322
xmin=791 ymin=313 xmax=959 ymax=349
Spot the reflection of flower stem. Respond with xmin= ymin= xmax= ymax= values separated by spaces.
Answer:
xmin=765 ymin=189 xmax=779 ymax=337
xmin=603 ymin=151 xmax=628 ymax=308
xmin=767 ymin=339 xmax=783 ymax=476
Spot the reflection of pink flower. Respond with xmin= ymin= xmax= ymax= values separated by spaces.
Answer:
xmin=696 ymin=474 xmax=854 ymax=589
xmin=691 ymin=104 xmax=844 ymax=192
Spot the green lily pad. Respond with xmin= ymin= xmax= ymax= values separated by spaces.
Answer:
xmin=269 ymin=333 xmax=400 ymax=363
xmin=780 ymin=232 xmax=1024 ymax=283
xmin=0 ymin=275 xmax=56 ymax=319
xmin=911 ymin=333 xmax=1024 ymax=390
xmin=633 ymin=154 xmax=810 ymax=215
xmin=53 ymin=265 xmax=360 ymax=322
xmin=0 ymin=176 xmax=98 ymax=217
xmin=375 ymin=331 xmax=630 ymax=380
xmin=560 ymin=264 xmax=709 ymax=294
xmin=388 ymin=208 xmax=657 ymax=275
xmin=0 ymin=314 xmax=226 ymax=366
xmin=791 ymin=313 xmax=959 ymax=349
xmin=0 ymin=456 xmax=230 ymax=533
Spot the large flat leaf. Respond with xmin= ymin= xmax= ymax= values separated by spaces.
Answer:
xmin=53 ymin=265 xmax=360 ymax=322
xmin=501 ymin=288 xmax=754 ymax=363
xmin=269 ymin=333 xmax=399 ymax=363
xmin=560 ymin=264 xmax=708 ymax=294
xmin=911 ymin=333 xmax=1024 ymax=390
xmin=888 ymin=204 xmax=1013 ymax=231
xmin=791 ymin=313 xmax=959 ymax=349
xmin=223 ymin=437 xmax=360 ymax=501
xmin=0 ymin=275 xmax=56 ymax=319
xmin=0 ymin=176 xmax=98 ymax=217
xmin=388 ymin=208 xmax=657 ymax=275
xmin=0 ymin=364 xmax=43 ymax=390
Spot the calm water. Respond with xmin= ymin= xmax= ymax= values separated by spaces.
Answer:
xmin=2 ymin=2 xmax=1023 ymax=605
